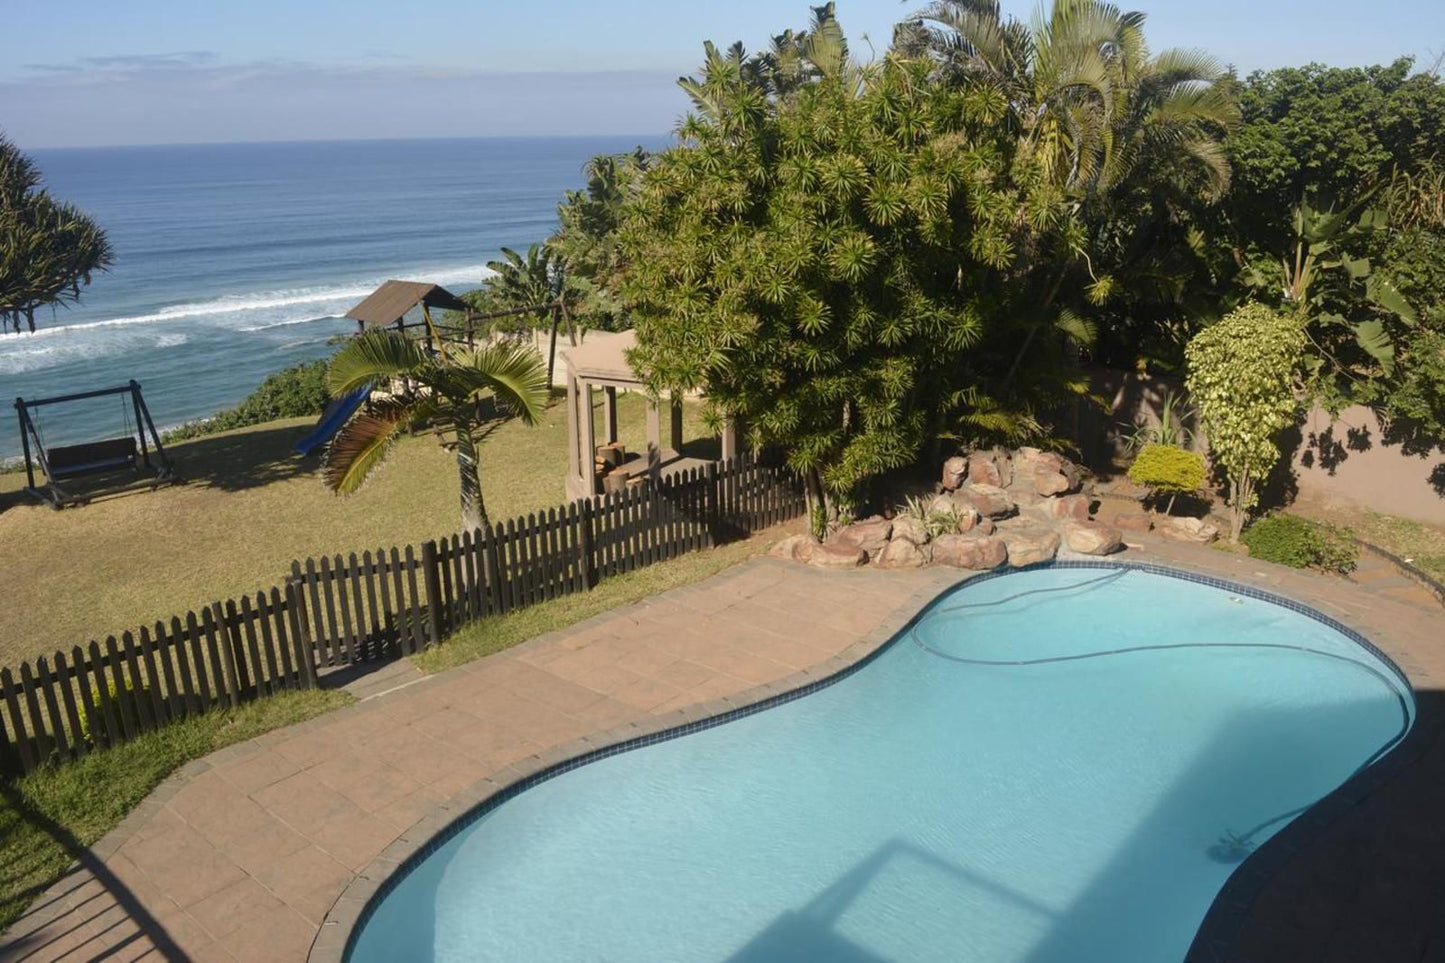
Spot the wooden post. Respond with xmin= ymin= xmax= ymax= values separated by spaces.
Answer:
xmin=604 ymin=386 xmax=619 ymax=445
xmin=578 ymin=498 xmax=597 ymax=588
xmin=721 ymin=417 xmax=740 ymax=462
xmin=669 ymin=394 xmax=684 ymax=453
xmin=645 ymin=397 xmax=661 ymax=482
xmin=580 ymin=380 xmax=597 ymax=495
xmin=565 ymin=369 xmax=580 ymax=493
xmin=421 ymin=540 xmax=444 ymax=648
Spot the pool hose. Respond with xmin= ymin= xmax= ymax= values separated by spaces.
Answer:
xmin=908 ymin=569 xmax=1414 ymax=862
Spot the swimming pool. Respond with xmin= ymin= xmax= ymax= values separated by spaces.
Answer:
xmin=347 ymin=565 xmax=1414 ymax=963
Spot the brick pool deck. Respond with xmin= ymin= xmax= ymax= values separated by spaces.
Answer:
xmin=2 ymin=534 xmax=1443 ymax=962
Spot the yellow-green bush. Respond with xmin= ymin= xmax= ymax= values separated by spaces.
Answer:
xmin=1127 ymin=443 xmax=1207 ymax=513
xmin=78 ymin=677 xmax=153 ymax=744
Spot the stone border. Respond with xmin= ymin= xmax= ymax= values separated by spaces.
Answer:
xmin=310 ymin=558 xmax=1425 ymax=963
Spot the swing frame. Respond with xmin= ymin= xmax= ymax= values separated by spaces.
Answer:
xmin=14 ymin=380 xmax=177 ymax=509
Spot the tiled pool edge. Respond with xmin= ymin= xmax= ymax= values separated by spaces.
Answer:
xmin=307 ymin=562 xmax=960 ymax=962
xmin=311 ymin=559 xmax=1430 ymax=963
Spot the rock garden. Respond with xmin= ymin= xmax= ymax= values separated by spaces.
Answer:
xmin=772 ymin=447 xmax=1222 ymax=571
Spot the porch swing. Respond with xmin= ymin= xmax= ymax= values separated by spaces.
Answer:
xmin=14 ymin=380 xmax=177 ymax=509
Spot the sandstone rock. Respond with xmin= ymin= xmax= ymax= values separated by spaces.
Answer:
xmin=955 ymin=483 xmax=1016 ymax=519
xmin=830 ymin=516 xmax=892 ymax=560
xmin=1003 ymin=527 xmax=1061 ymax=566
xmin=1034 ymin=492 xmax=1091 ymax=521
xmin=933 ymin=533 xmax=1008 ymax=570
xmin=1063 ymin=521 xmax=1123 ymax=556
xmin=941 ymin=456 xmax=967 ymax=491
xmin=965 ymin=451 xmax=1003 ymax=487
xmin=878 ymin=536 xmax=930 ymax=569
xmin=954 ymin=504 xmax=984 ymax=533
xmin=770 ymin=534 xmax=816 ymax=563
xmin=891 ymin=515 xmax=930 ymax=545
xmin=976 ymin=517 xmax=996 ymax=536
xmin=1111 ymin=510 xmax=1153 ymax=533
xmin=809 ymin=542 xmax=868 ymax=569
xmin=1160 ymin=516 xmax=1220 ymax=544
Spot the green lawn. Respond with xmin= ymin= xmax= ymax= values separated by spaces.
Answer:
xmin=0 ymin=392 xmax=714 ymax=667
xmin=0 ymin=689 xmax=349 ymax=933
xmin=1346 ymin=511 xmax=1445 ymax=584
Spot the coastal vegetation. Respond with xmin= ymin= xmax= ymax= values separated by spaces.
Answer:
xmin=0 ymin=135 xmax=112 ymax=334
xmin=162 ymin=360 xmax=331 ymax=442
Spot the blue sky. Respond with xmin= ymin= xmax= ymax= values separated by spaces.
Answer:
xmin=2 ymin=0 xmax=1442 ymax=148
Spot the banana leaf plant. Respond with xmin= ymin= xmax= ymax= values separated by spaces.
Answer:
xmin=322 ymin=329 xmax=550 ymax=532
xmin=1241 ymin=195 xmax=1417 ymax=391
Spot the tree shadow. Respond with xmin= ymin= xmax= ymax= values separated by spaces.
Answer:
xmin=1258 ymin=420 xmax=1302 ymax=511
xmin=0 ymin=781 xmax=185 ymax=961
xmin=160 ymin=423 xmax=318 ymax=493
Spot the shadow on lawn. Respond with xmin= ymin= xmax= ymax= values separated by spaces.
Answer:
xmin=0 ymin=782 xmax=185 ymax=961
xmin=167 ymin=423 xmax=317 ymax=494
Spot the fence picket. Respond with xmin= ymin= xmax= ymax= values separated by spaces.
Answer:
xmin=54 ymin=652 xmax=85 ymax=760
xmin=403 ymin=545 xmax=424 ymax=652
xmin=362 ymin=551 xmax=383 ymax=661
xmin=21 ymin=662 xmax=54 ymax=762
xmin=138 ymin=626 xmax=168 ymax=725
xmin=2 ymin=669 xmax=35 ymax=771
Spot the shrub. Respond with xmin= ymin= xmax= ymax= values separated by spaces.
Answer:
xmin=1185 ymin=303 xmax=1305 ymax=541
xmin=898 ymin=494 xmax=965 ymax=538
xmin=163 ymin=360 xmax=330 ymax=441
xmin=1127 ymin=443 xmax=1206 ymax=514
xmin=77 ymin=677 xmax=153 ymax=744
xmin=1241 ymin=514 xmax=1357 ymax=575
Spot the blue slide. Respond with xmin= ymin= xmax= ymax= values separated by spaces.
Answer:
xmin=293 ymin=384 xmax=371 ymax=457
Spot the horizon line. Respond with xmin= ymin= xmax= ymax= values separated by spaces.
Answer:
xmin=23 ymin=131 xmax=677 ymax=152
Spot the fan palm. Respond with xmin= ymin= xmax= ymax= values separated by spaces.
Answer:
xmin=323 ymin=330 xmax=550 ymax=532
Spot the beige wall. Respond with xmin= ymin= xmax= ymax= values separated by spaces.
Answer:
xmin=1292 ymin=404 xmax=1445 ymax=526
xmin=1081 ymin=369 xmax=1445 ymax=527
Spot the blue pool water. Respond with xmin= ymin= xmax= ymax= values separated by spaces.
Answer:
xmin=349 ymin=567 xmax=1413 ymax=963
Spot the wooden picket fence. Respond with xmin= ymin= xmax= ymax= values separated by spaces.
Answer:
xmin=0 ymin=457 xmax=804 ymax=775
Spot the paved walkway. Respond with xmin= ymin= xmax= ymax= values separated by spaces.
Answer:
xmin=1 ymin=534 xmax=1442 ymax=962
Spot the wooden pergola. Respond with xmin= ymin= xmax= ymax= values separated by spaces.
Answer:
xmin=563 ymin=330 xmax=739 ymax=500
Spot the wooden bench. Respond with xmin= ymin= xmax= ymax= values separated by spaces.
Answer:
xmin=45 ymin=437 xmax=138 ymax=480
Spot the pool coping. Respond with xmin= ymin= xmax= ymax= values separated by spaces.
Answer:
xmin=312 ymin=558 xmax=1434 ymax=963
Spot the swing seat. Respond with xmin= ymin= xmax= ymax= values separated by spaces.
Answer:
xmin=45 ymin=437 xmax=138 ymax=480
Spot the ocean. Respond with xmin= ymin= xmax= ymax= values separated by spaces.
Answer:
xmin=0 ymin=136 xmax=664 ymax=461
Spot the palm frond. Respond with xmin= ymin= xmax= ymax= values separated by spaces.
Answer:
xmin=326 ymin=329 xmax=429 ymax=396
xmin=322 ymin=402 xmax=413 ymax=494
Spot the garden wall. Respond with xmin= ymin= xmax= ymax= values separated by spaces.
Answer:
xmin=1079 ymin=369 xmax=1445 ymax=527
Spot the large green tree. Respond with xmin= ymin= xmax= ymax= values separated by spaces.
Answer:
xmin=550 ymin=150 xmax=649 ymax=332
xmin=1 ymin=135 xmax=113 ymax=333
xmin=621 ymin=4 xmax=1082 ymax=525
xmin=898 ymin=0 xmax=1239 ymax=372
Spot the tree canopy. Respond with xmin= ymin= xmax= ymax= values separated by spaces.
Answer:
xmin=1 ymin=134 xmax=113 ymax=333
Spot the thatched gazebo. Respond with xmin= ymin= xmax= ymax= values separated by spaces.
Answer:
xmin=563 ymin=330 xmax=739 ymax=499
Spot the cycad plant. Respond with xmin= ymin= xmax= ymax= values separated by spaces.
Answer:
xmin=322 ymin=330 xmax=550 ymax=532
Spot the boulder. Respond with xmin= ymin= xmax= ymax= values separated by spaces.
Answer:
xmin=1111 ymin=510 xmax=1154 ymax=533
xmin=891 ymin=515 xmax=930 ymax=545
xmin=878 ymin=536 xmax=931 ymax=569
xmin=1160 ymin=516 xmax=1220 ymax=545
xmin=770 ymin=534 xmax=816 ymax=563
xmin=955 ymin=484 xmax=1016 ymax=519
xmin=941 ymin=456 xmax=968 ymax=491
xmin=1033 ymin=492 xmax=1091 ymax=521
xmin=965 ymin=451 xmax=1004 ymax=488
xmin=1003 ymin=527 xmax=1061 ymax=567
xmin=1063 ymin=521 xmax=1123 ymax=556
xmin=976 ymin=517 xmax=996 ymax=536
xmin=830 ymin=516 xmax=892 ymax=561
xmin=809 ymin=542 xmax=868 ymax=569
xmin=954 ymin=504 xmax=985 ymax=533
xmin=933 ymin=533 xmax=1008 ymax=570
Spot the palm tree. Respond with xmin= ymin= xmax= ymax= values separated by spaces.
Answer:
xmin=322 ymin=330 xmax=550 ymax=532
xmin=484 ymin=243 xmax=575 ymax=382
xmin=900 ymin=0 xmax=1236 ymax=198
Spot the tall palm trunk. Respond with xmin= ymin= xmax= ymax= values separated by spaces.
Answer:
xmin=454 ymin=423 xmax=488 ymax=533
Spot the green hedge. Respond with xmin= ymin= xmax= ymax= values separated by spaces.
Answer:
xmin=163 ymin=360 xmax=330 ymax=442
xmin=1241 ymin=514 xmax=1358 ymax=575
